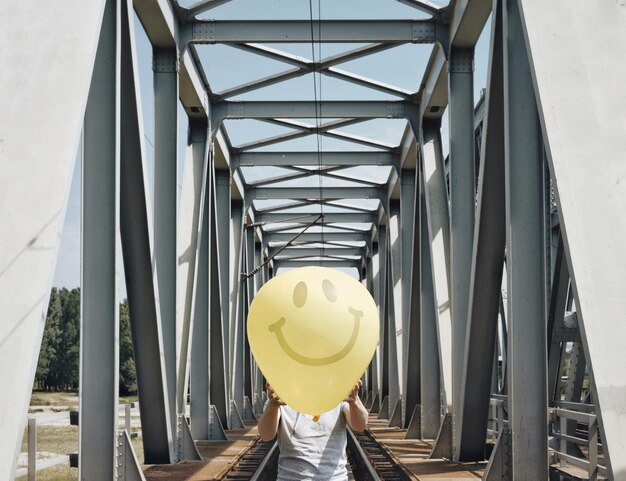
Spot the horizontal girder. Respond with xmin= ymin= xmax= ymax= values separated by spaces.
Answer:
xmin=253 ymin=212 xmax=377 ymax=224
xmin=247 ymin=186 xmax=384 ymax=201
xmin=269 ymin=246 xmax=365 ymax=258
xmin=233 ymin=151 xmax=398 ymax=168
xmin=215 ymin=100 xmax=413 ymax=120
xmin=264 ymin=231 xmax=372 ymax=245
xmin=273 ymin=259 xmax=362 ymax=270
xmin=189 ymin=19 xmax=438 ymax=44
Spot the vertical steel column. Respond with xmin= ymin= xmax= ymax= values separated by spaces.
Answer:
xmin=420 ymin=121 xmax=452 ymax=411
xmin=448 ymin=46 xmax=476 ymax=446
xmin=209 ymin=159 xmax=228 ymax=427
xmin=547 ymin=238 xmax=569 ymax=403
xmin=504 ymin=0 xmax=548 ymax=477
xmin=153 ymin=46 xmax=178 ymax=439
xmin=456 ymin=1 xmax=506 ymax=461
xmin=190 ymin=162 xmax=209 ymax=440
xmin=253 ymin=240 xmax=265 ymax=399
xmin=402 ymin=169 xmax=420 ymax=428
xmin=388 ymin=202 xmax=402 ymax=418
xmin=186 ymin=118 xmax=211 ymax=439
xmin=378 ymin=226 xmax=390 ymax=407
xmin=216 ymin=169 xmax=231 ymax=420
xmin=230 ymin=200 xmax=245 ymax=413
xmin=178 ymin=119 xmax=208 ymax=419
xmin=366 ymin=252 xmax=379 ymax=398
xmin=244 ymin=225 xmax=255 ymax=401
xmin=419 ymin=174 xmax=441 ymax=439
xmin=120 ymin=0 xmax=172 ymax=461
xmin=79 ymin=0 xmax=119 ymax=477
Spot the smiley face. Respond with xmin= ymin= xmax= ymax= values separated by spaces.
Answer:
xmin=247 ymin=266 xmax=379 ymax=415
xmin=268 ymin=279 xmax=364 ymax=366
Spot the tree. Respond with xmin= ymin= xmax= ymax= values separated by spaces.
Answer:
xmin=35 ymin=288 xmax=62 ymax=390
xmin=119 ymin=299 xmax=137 ymax=395
xmin=48 ymin=288 xmax=80 ymax=390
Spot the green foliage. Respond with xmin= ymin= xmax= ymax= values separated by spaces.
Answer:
xmin=119 ymin=299 xmax=137 ymax=396
xmin=35 ymin=290 xmax=137 ymax=396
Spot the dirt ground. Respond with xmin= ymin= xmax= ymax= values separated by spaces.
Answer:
xmin=16 ymin=391 xmax=141 ymax=480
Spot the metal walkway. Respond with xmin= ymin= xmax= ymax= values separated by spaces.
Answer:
xmin=2 ymin=0 xmax=626 ymax=480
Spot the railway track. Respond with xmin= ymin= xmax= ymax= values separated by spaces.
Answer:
xmin=223 ymin=439 xmax=278 ymax=481
xmin=348 ymin=429 xmax=410 ymax=481
xmin=222 ymin=428 xmax=408 ymax=481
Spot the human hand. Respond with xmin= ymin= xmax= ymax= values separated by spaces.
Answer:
xmin=266 ymin=383 xmax=286 ymax=407
xmin=345 ymin=380 xmax=362 ymax=403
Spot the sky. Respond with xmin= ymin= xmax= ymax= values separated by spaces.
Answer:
xmin=52 ymin=0 xmax=492 ymax=292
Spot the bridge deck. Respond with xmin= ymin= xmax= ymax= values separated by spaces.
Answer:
xmin=143 ymin=416 xmax=488 ymax=480
xmin=143 ymin=422 xmax=259 ymax=480
xmin=367 ymin=418 xmax=486 ymax=480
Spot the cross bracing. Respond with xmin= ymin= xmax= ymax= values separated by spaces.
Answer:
xmin=2 ymin=0 xmax=626 ymax=480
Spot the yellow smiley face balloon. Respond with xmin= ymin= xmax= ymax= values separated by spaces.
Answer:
xmin=247 ymin=266 xmax=379 ymax=415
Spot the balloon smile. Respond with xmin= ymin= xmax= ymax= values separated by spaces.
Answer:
xmin=269 ymin=307 xmax=363 ymax=366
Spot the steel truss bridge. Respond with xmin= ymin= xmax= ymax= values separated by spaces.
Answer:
xmin=1 ymin=0 xmax=625 ymax=479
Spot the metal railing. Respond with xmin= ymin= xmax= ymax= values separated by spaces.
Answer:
xmin=487 ymin=394 xmax=508 ymax=441
xmin=16 ymin=402 xmax=139 ymax=480
xmin=551 ymin=403 xmax=606 ymax=481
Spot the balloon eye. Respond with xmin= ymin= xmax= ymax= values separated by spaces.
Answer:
xmin=322 ymin=279 xmax=337 ymax=303
xmin=293 ymin=281 xmax=308 ymax=308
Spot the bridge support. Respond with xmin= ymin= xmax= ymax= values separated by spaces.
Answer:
xmin=79 ymin=0 xmax=120 ymax=477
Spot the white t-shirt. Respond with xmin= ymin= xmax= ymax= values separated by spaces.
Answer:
xmin=270 ymin=403 xmax=349 ymax=481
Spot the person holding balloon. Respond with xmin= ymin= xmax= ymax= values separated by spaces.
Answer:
xmin=257 ymin=380 xmax=368 ymax=481
xmin=247 ymin=266 xmax=380 ymax=481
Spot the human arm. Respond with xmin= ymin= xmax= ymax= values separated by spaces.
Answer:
xmin=343 ymin=380 xmax=368 ymax=432
xmin=257 ymin=384 xmax=285 ymax=442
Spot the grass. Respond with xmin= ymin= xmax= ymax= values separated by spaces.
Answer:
xmin=16 ymin=392 xmax=142 ymax=480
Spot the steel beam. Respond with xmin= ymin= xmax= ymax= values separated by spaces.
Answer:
xmin=120 ymin=0 xmax=173 ymax=462
xmin=401 ymin=169 xmax=419 ymax=428
xmin=456 ymin=1 xmax=505 ymax=461
xmin=264 ymin=231 xmax=371 ymax=246
xmin=387 ymin=203 xmax=402 ymax=421
xmin=179 ymin=48 xmax=209 ymax=117
xmin=419 ymin=175 xmax=441 ymax=439
xmin=188 ymin=19 xmax=437 ymax=44
xmin=253 ymin=240 xmax=265 ymax=401
xmin=254 ymin=212 xmax=376 ymax=225
xmin=79 ymin=0 xmax=119 ymax=477
xmin=133 ymin=0 xmax=176 ymax=47
xmin=177 ymin=119 xmax=208 ymax=418
xmin=230 ymin=200 xmax=246 ymax=415
xmin=233 ymin=151 xmax=397 ymax=168
xmin=448 ymin=45 xmax=475 ymax=454
xmin=153 ymin=46 xmax=179 ymax=441
xmin=190 ymin=168 xmax=209 ymax=440
xmin=186 ymin=123 xmax=210 ymax=440
xmin=520 ymin=0 xmax=626 ymax=476
xmin=209 ymin=161 xmax=229 ymax=428
xmin=378 ymin=227 xmax=390 ymax=412
xmin=274 ymin=259 xmax=361 ymax=270
xmin=547 ymin=237 xmax=569 ymax=403
xmin=417 ymin=0 xmax=491 ymax=120
xmin=420 ymin=121 xmax=452 ymax=411
xmin=504 ymin=0 xmax=547 ymax=477
xmin=215 ymin=100 xmax=411 ymax=120
xmin=0 ymin=0 xmax=106 ymax=476
xmin=269 ymin=247 xmax=364 ymax=258
xmin=247 ymin=187 xmax=383 ymax=201
xmin=244 ymin=229 xmax=255 ymax=401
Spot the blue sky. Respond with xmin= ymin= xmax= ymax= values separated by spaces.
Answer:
xmin=52 ymin=0 xmax=491 ymax=292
